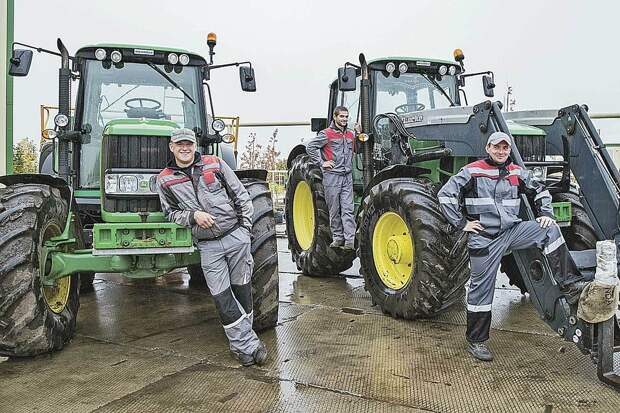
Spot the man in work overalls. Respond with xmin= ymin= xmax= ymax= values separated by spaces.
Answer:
xmin=438 ymin=131 xmax=589 ymax=362
xmin=157 ymin=128 xmax=268 ymax=367
xmin=307 ymin=106 xmax=361 ymax=250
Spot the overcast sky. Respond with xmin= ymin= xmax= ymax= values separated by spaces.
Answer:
xmin=12 ymin=0 xmax=620 ymax=157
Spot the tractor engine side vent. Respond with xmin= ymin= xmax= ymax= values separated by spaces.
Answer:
xmin=101 ymin=134 xmax=172 ymax=213
xmin=512 ymin=135 xmax=545 ymax=163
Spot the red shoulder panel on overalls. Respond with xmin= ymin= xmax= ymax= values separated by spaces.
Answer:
xmin=159 ymin=167 xmax=191 ymax=188
xmin=467 ymin=159 xmax=500 ymax=179
xmin=201 ymin=155 xmax=221 ymax=185
xmin=323 ymin=128 xmax=355 ymax=161
xmin=506 ymin=164 xmax=522 ymax=186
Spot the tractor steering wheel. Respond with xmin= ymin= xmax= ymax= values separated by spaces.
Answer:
xmin=125 ymin=97 xmax=162 ymax=110
xmin=395 ymin=103 xmax=426 ymax=113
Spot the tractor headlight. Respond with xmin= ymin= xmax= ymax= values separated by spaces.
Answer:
xmin=448 ymin=65 xmax=457 ymax=76
xmin=104 ymin=173 xmax=159 ymax=195
xmin=167 ymin=53 xmax=179 ymax=65
xmin=385 ymin=62 xmax=396 ymax=74
xmin=398 ymin=62 xmax=408 ymax=73
xmin=179 ymin=54 xmax=190 ymax=65
xmin=439 ymin=65 xmax=448 ymax=76
xmin=54 ymin=113 xmax=69 ymax=127
xmin=119 ymin=175 xmax=138 ymax=193
xmin=212 ymin=119 xmax=226 ymax=133
xmin=95 ymin=48 xmax=107 ymax=61
xmin=110 ymin=50 xmax=122 ymax=63
xmin=531 ymin=166 xmax=545 ymax=180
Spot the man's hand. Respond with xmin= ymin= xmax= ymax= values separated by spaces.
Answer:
xmin=194 ymin=211 xmax=215 ymax=229
xmin=536 ymin=216 xmax=555 ymax=228
xmin=322 ymin=160 xmax=335 ymax=169
xmin=354 ymin=123 xmax=362 ymax=134
xmin=463 ymin=220 xmax=484 ymax=234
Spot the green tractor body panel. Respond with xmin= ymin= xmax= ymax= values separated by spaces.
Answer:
xmin=103 ymin=118 xmax=180 ymax=136
xmin=93 ymin=222 xmax=192 ymax=251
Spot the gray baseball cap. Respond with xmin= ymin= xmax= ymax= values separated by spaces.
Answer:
xmin=170 ymin=128 xmax=197 ymax=144
xmin=487 ymin=131 xmax=512 ymax=146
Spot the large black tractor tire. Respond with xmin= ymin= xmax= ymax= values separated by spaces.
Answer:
xmin=357 ymin=178 xmax=470 ymax=319
xmin=243 ymin=178 xmax=279 ymax=331
xmin=0 ymin=184 xmax=80 ymax=357
xmin=285 ymin=154 xmax=355 ymax=276
xmin=500 ymin=190 xmax=598 ymax=294
xmin=186 ymin=179 xmax=279 ymax=332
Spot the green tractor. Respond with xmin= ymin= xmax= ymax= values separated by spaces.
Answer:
xmin=1 ymin=35 xmax=279 ymax=357
xmin=285 ymin=51 xmax=596 ymax=319
xmin=285 ymin=51 xmax=620 ymax=386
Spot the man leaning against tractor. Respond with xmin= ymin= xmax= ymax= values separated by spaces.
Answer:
xmin=156 ymin=128 xmax=268 ymax=367
xmin=306 ymin=106 xmax=361 ymax=250
xmin=437 ymin=131 xmax=590 ymax=362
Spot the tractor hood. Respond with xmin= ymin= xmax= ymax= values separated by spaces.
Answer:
xmin=397 ymin=106 xmax=545 ymax=137
xmin=103 ymin=118 xmax=180 ymax=137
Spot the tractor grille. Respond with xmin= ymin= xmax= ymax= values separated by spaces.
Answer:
xmin=101 ymin=134 xmax=172 ymax=213
xmin=512 ymin=135 xmax=545 ymax=162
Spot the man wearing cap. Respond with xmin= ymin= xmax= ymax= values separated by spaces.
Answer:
xmin=156 ymin=128 xmax=268 ymax=367
xmin=437 ymin=131 xmax=588 ymax=362
xmin=306 ymin=106 xmax=361 ymax=250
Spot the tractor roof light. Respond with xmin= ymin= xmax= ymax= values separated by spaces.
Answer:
xmin=167 ymin=53 xmax=179 ymax=65
xmin=385 ymin=62 xmax=396 ymax=74
xmin=95 ymin=48 xmax=107 ymax=61
xmin=453 ymin=48 xmax=465 ymax=62
xmin=207 ymin=32 xmax=217 ymax=47
xmin=448 ymin=65 xmax=457 ymax=76
xmin=439 ymin=65 xmax=448 ymax=76
xmin=179 ymin=53 xmax=190 ymax=65
xmin=398 ymin=62 xmax=408 ymax=74
xmin=110 ymin=50 xmax=122 ymax=63
xmin=54 ymin=113 xmax=69 ymax=127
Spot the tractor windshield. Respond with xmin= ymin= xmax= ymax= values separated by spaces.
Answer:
xmin=79 ymin=60 xmax=203 ymax=188
xmin=374 ymin=72 xmax=457 ymax=116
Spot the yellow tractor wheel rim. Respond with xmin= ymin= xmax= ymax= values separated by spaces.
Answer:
xmin=292 ymin=181 xmax=315 ymax=250
xmin=372 ymin=212 xmax=415 ymax=290
xmin=42 ymin=223 xmax=71 ymax=314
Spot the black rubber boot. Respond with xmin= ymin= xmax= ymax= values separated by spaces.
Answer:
xmin=467 ymin=342 xmax=494 ymax=361
xmin=253 ymin=340 xmax=268 ymax=366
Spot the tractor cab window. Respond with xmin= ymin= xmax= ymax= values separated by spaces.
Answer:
xmin=78 ymin=60 xmax=203 ymax=188
xmin=374 ymin=71 xmax=457 ymax=116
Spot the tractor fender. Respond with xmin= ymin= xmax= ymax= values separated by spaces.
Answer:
xmin=362 ymin=164 xmax=430 ymax=200
xmin=0 ymin=174 xmax=73 ymax=207
xmin=234 ymin=169 xmax=268 ymax=182
xmin=287 ymin=144 xmax=308 ymax=169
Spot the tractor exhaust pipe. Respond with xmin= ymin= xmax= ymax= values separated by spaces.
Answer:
xmin=57 ymin=39 xmax=71 ymax=182
xmin=359 ymin=53 xmax=373 ymax=186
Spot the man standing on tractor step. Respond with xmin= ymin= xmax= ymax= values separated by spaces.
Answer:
xmin=306 ymin=106 xmax=361 ymax=250
xmin=437 ymin=131 xmax=589 ymax=362
xmin=156 ymin=128 xmax=268 ymax=367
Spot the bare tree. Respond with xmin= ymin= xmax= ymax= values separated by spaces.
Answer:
xmin=239 ymin=132 xmax=263 ymax=169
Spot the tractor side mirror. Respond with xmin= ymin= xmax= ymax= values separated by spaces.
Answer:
xmin=239 ymin=66 xmax=256 ymax=92
xmin=9 ymin=49 xmax=33 ymax=77
xmin=311 ymin=117 xmax=327 ymax=132
xmin=338 ymin=67 xmax=356 ymax=91
xmin=483 ymin=75 xmax=495 ymax=97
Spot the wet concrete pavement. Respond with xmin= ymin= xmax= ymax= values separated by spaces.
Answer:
xmin=1 ymin=237 xmax=619 ymax=412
